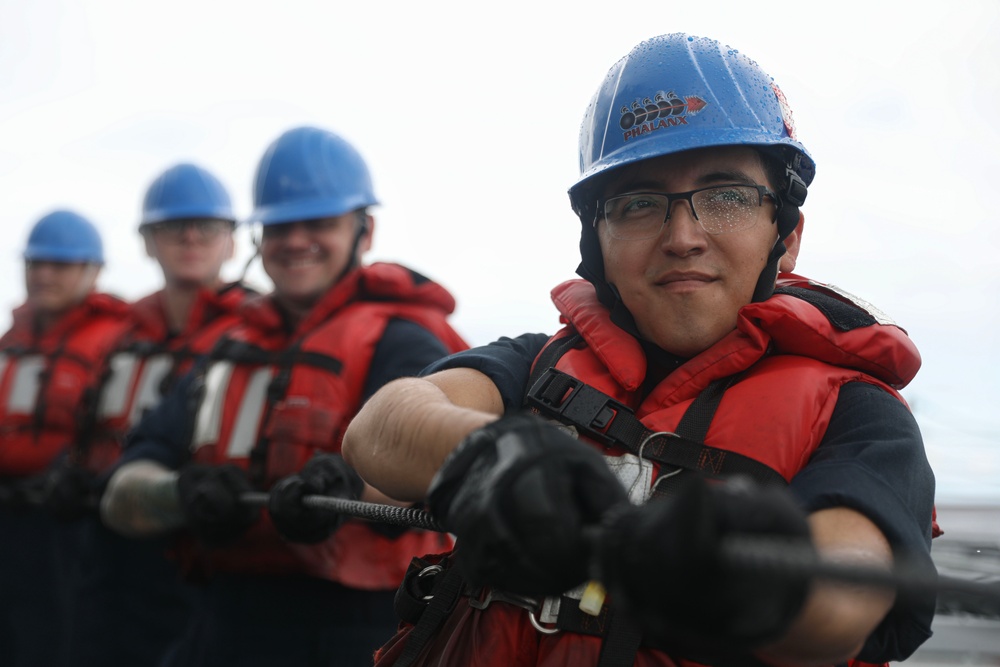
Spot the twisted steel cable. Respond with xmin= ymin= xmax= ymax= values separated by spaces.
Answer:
xmin=240 ymin=492 xmax=446 ymax=532
xmin=241 ymin=491 xmax=1000 ymax=608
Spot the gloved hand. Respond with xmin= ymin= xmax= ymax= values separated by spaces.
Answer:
xmin=176 ymin=464 xmax=260 ymax=546
xmin=268 ymin=453 xmax=365 ymax=543
xmin=596 ymin=475 xmax=814 ymax=653
xmin=44 ymin=465 xmax=98 ymax=521
xmin=427 ymin=413 xmax=629 ymax=596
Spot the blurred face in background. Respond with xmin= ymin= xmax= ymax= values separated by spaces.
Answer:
xmin=24 ymin=260 xmax=100 ymax=317
xmin=142 ymin=218 xmax=235 ymax=288
xmin=259 ymin=211 xmax=372 ymax=314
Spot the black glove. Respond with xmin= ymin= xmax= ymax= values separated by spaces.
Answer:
xmin=268 ymin=453 xmax=365 ymax=543
xmin=427 ymin=413 xmax=629 ymax=596
xmin=596 ymin=475 xmax=814 ymax=654
xmin=176 ymin=464 xmax=260 ymax=546
xmin=44 ymin=465 xmax=98 ymax=521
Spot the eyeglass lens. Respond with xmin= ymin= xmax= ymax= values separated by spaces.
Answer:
xmin=260 ymin=218 xmax=343 ymax=240
xmin=603 ymin=185 xmax=767 ymax=240
xmin=151 ymin=219 xmax=230 ymax=241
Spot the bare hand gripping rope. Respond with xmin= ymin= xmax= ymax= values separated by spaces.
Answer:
xmin=239 ymin=492 xmax=1000 ymax=610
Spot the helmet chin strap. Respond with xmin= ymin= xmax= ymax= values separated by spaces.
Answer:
xmin=335 ymin=212 xmax=370 ymax=283
xmin=752 ymin=166 xmax=807 ymax=303
xmin=577 ymin=218 xmax=643 ymax=338
xmin=751 ymin=240 xmax=785 ymax=304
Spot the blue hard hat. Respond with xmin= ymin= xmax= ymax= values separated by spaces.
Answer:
xmin=141 ymin=162 xmax=236 ymax=227
xmin=247 ymin=126 xmax=379 ymax=226
xmin=569 ymin=33 xmax=815 ymax=215
xmin=24 ymin=209 xmax=105 ymax=265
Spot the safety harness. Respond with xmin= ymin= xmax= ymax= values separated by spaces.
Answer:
xmin=391 ymin=342 xmax=787 ymax=667
xmin=390 ymin=282 xmax=920 ymax=666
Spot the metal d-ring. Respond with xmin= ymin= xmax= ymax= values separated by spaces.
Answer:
xmin=528 ymin=610 xmax=561 ymax=635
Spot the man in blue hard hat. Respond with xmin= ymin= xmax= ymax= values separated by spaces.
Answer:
xmin=0 ymin=209 xmax=131 ymax=667
xmin=341 ymin=33 xmax=938 ymax=667
xmin=101 ymin=126 xmax=468 ymax=666
xmin=52 ymin=163 xmax=254 ymax=667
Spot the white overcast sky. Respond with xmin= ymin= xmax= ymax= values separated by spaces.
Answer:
xmin=2 ymin=0 xmax=998 ymax=503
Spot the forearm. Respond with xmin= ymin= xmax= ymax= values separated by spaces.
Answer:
xmin=343 ymin=370 xmax=503 ymax=502
xmin=755 ymin=507 xmax=895 ymax=666
xmin=100 ymin=460 xmax=187 ymax=537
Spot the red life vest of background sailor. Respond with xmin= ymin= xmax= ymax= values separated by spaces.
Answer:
xmin=181 ymin=263 xmax=466 ymax=589
xmin=83 ymin=286 xmax=248 ymax=474
xmin=0 ymin=293 xmax=131 ymax=477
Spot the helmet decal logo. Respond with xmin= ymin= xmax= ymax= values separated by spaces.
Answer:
xmin=771 ymin=83 xmax=797 ymax=140
xmin=619 ymin=91 xmax=708 ymax=141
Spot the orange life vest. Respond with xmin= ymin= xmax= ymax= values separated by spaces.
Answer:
xmin=179 ymin=264 xmax=465 ymax=589
xmin=0 ymin=293 xmax=131 ymax=477
xmin=376 ymin=274 xmax=925 ymax=667
xmin=81 ymin=286 xmax=248 ymax=473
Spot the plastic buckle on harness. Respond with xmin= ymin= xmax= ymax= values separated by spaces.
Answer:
xmin=528 ymin=369 xmax=627 ymax=444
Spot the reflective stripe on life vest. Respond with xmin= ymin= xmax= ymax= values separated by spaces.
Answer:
xmin=3 ymin=354 xmax=44 ymax=414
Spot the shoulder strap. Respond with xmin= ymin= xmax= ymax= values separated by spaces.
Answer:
xmin=525 ymin=332 xmax=584 ymax=396
xmin=525 ymin=367 xmax=785 ymax=489
xmin=392 ymin=560 xmax=466 ymax=667
xmin=209 ymin=337 xmax=344 ymax=375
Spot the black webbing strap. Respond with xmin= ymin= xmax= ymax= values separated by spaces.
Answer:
xmin=392 ymin=563 xmax=466 ymax=667
xmin=774 ymin=286 xmax=878 ymax=332
xmin=672 ymin=374 xmax=731 ymax=443
xmin=525 ymin=333 xmax=584 ymax=402
xmin=208 ymin=337 xmax=344 ymax=375
xmin=553 ymin=596 xmax=611 ymax=636
xmin=32 ymin=338 xmax=70 ymax=438
xmin=525 ymin=368 xmax=785 ymax=489
xmin=4 ymin=342 xmax=93 ymax=371
xmin=246 ymin=339 xmax=299 ymax=487
xmin=596 ymin=608 xmax=645 ymax=667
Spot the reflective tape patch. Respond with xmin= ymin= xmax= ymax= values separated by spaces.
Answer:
xmin=6 ymin=355 xmax=45 ymax=414
xmin=192 ymin=362 xmax=234 ymax=450
xmin=127 ymin=355 xmax=174 ymax=426
xmin=97 ymin=353 xmax=140 ymax=419
xmin=227 ymin=368 xmax=274 ymax=459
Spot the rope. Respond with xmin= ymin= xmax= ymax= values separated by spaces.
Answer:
xmin=722 ymin=536 xmax=1000 ymax=602
xmin=239 ymin=492 xmax=446 ymax=532
xmin=239 ymin=491 xmax=1000 ymax=607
